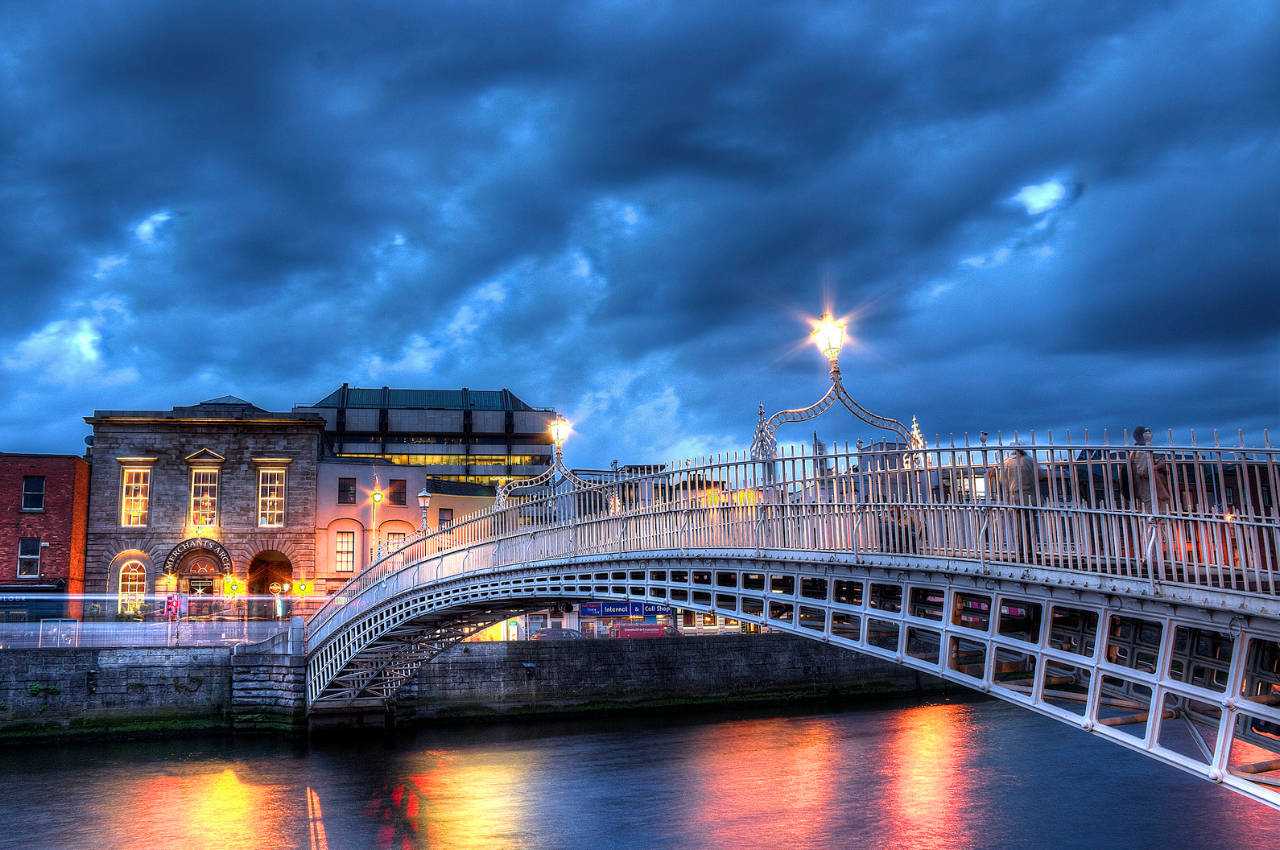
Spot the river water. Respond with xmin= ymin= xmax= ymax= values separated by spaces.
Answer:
xmin=0 ymin=698 xmax=1274 ymax=849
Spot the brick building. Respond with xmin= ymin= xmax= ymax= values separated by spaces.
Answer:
xmin=83 ymin=397 xmax=324 ymax=617
xmin=0 ymin=452 xmax=90 ymax=619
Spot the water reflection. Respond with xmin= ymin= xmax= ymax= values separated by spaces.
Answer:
xmin=678 ymin=716 xmax=842 ymax=845
xmin=885 ymin=704 xmax=977 ymax=850
xmin=0 ymin=700 xmax=1277 ymax=850
xmin=373 ymin=750 xmax=537 ymax=849
xmin=97 ymin=766 xmax=293 ymax=850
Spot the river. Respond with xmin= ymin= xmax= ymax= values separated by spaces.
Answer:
xmin=0 ymin=698 xmax=1274 ymax=849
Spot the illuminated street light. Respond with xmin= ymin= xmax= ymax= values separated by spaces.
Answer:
xmin=549 ymin=415 xmax=572 ymax=449
xmin=810 ymin=312 xmax=845 ymax=362
xmin=418 ymin=487 xmax=432 ymax=532
xmin=495 ymin=413 xmax=589 ymax=507
xmin=370 ymin=487 xmax=384 ymax=561
xmin=751 ymin=308 xmax=923 ymax=460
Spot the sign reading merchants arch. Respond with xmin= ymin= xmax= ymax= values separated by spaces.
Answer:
xmin=163 ymin=538 xmax=233 ymax=573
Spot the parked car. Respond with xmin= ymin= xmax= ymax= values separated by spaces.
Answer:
xmin=608 ymin=623 xmax=680 ymax=638
xmin=531 ymin=627 xmax=584 ymax=640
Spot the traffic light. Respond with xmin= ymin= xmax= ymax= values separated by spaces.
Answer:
xmin=294 ymin=580 xmax=310 ymax=597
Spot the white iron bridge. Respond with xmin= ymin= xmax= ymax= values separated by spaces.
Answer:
xmin=305 ymin=435 xmax=1280 ymax=809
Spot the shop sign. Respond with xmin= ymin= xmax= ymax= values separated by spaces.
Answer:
xmin=578 ymin=601 xmax=672 ymax=617
xmin=163 ymin=538 xmax=233 ymax=573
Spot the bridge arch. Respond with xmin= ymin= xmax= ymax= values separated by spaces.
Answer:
xmin=304 ymin=439 xmax=1280 ymax=808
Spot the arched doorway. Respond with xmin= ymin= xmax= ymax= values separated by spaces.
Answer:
xmin=165 ymin=551 xmax=225 ymax=618
xmin=247 ymin=550 xmax=293 ymax=619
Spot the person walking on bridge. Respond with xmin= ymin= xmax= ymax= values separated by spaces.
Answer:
xmin=1001 ymin=443 xmax=1048 ymax=563
xmin=1127 ymin=426 xmax=1172 ymax=513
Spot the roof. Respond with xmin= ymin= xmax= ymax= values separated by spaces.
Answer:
xmin=303 ymin=385 xmax=548 ymax=412
xmin=87 ymin=397 xmax=325 ymax=424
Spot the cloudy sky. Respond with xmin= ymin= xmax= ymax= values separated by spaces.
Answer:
xmin=2 ymin=1 xmax=1276 ymax=466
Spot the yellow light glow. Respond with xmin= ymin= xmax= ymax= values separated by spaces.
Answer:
xmin=810 ymin=311 xmax=845 ymax=361
xmin=549 ymin=416 xmax=572 ymax=448
xmin=370 ymin=490 xmax=383 ymax=504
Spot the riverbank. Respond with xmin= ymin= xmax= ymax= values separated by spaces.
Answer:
xmin=0 ymin=634 xmax=948 ymax=741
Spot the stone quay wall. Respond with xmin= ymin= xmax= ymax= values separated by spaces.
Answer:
xmin=396 ymin=634 xmax=931 ymax=721
xmin=0 ymin=646 xmax=233 ymax=738
xmin=0 ymin=635 xmax=937 ymax=739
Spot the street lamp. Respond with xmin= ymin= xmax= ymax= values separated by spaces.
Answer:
xmin=495 ymin=414 xmax=589 ymax=507
xmin=370 ymin=487 xmax=384 ymax=561
xmin=549 ymin=416 xmax=571 ymax=453
xmin=418 ymin=487 xmax=432 ymax=533
xmin=811 ymin=311 xmax=845 ymax=362
xmin=750 ymin=308 xmax=923 ymax=460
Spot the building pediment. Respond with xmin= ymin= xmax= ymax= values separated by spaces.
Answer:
xmin=185 ymin=448 xmax=226 ymax=464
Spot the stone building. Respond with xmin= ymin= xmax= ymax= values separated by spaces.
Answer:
xmin=83 ymin=397 xmax=324 ymax=617
xmin=0 ymin=452 xmax=90 ymax=619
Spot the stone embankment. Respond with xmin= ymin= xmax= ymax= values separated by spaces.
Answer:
xmin=0 ymin=628 xmax=942 ymax=740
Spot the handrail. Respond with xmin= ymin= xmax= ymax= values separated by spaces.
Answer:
xmin=307 ymin=435 xmax=1280 ymax=652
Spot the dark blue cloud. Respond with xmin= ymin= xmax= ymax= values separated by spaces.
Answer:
xmin=0 ymin=0 xmax=1275 ymax=466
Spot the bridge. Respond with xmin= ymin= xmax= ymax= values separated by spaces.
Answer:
xmin=302 ymin=316 xmax=1279 ymax=809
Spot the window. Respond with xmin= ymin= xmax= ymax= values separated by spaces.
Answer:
xmin=118 ymin=561 xmax=146 ymax=612
xmin=337 ymin=478 xmax=357 ymax=504
xmin=17 ymin=538 xmax=40 ymax=578
xmin=388 ymin=479 xmax=407 ymax=506
xmin=121 ymin=468 xmax=151 ymax=526
xmin=190 ymin=468 xmax=218 ymax=526
xmin=258 ymin=469 xmax=286 ymax=527
xmin=335 ymin=531 xmax=355 ymax=572
xmin=386 ymin=532 xmax=406 ymax=551
xmin=21 ymin=477 xmax=45 ymax=511
xmin=438 ymin=508 xmax=453 ymax=526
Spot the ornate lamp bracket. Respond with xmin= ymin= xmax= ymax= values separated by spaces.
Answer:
xmin=750 ymin=353 xmax=923 ymax=460
xmin=495 ymin=443 xmax=594 ymax=507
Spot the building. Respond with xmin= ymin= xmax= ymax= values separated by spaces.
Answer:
xmin=314 ymin=459 xmax=494 ymax=598
xmin=0 ymin=452 xmax=90 ymax=619
xmin=294 ymin=385 xmax=558 ymax=486
xmin=83 ymin=397 xmax=324 ymax=617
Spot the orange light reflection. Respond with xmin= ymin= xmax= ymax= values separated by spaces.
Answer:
xmin=885 ymin=703 xmax=977 ymax=849
xmin=679 ymin=717 xmax=840 ymax=846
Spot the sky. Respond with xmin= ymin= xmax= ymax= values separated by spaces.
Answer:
xmin=1 ymin=1 xmax=1277 ymax=467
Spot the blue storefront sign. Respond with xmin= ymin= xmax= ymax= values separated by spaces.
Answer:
xmin=578 ymin=601 xmax=671 ymax=617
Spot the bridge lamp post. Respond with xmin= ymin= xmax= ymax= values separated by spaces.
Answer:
xmin=370 ymin=488 xmax=384 ymax=563
xmin=751 ymin=310 xmax=924 ymax=461
xmin=418 ymin=488 xmax=432 ymax=533
xmin=549 ymin=415 xmax=572 ymax=459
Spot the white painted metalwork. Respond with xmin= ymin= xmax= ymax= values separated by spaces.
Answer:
xmin=306 ymin=430 xmax=1280 ymax=808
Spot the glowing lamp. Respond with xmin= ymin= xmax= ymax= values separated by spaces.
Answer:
xmin=370 ymin=490 xmax=383 ymax=505
xmin=549 ymin=416 xmax=572 ymax=448
xmin=417 ymin=488 xmax=431 ymax=511
xmin=811 ymin=312 xmax=845 ymax=362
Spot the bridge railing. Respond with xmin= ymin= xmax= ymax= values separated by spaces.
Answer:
xmin=307 ymin=431 xmax=1278 ymax=649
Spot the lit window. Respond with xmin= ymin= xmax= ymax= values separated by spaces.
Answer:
xmin=121 ymin=468 xmax=150 ymax=526
xmin=21 ymin=476 xmax=45 ymax=511
xmin=118 ymin=561 xmax=146 ymax=612
xmin=335 ymin=531 xmax=355 ymax=573
xmin=388 ymin=479 xmax=407 ymax=506
xmin=337 ymin=478 xmax=357 ymax=504
xmin=190 ymin=469 xmax=218 ymax=526
xmin=386 ymin=532 xmax=406 ymax=551
xmin=258 ymin=469 xmax=285 ymax=527
xmin=17 ymin=538 xmax=40 ymax=578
